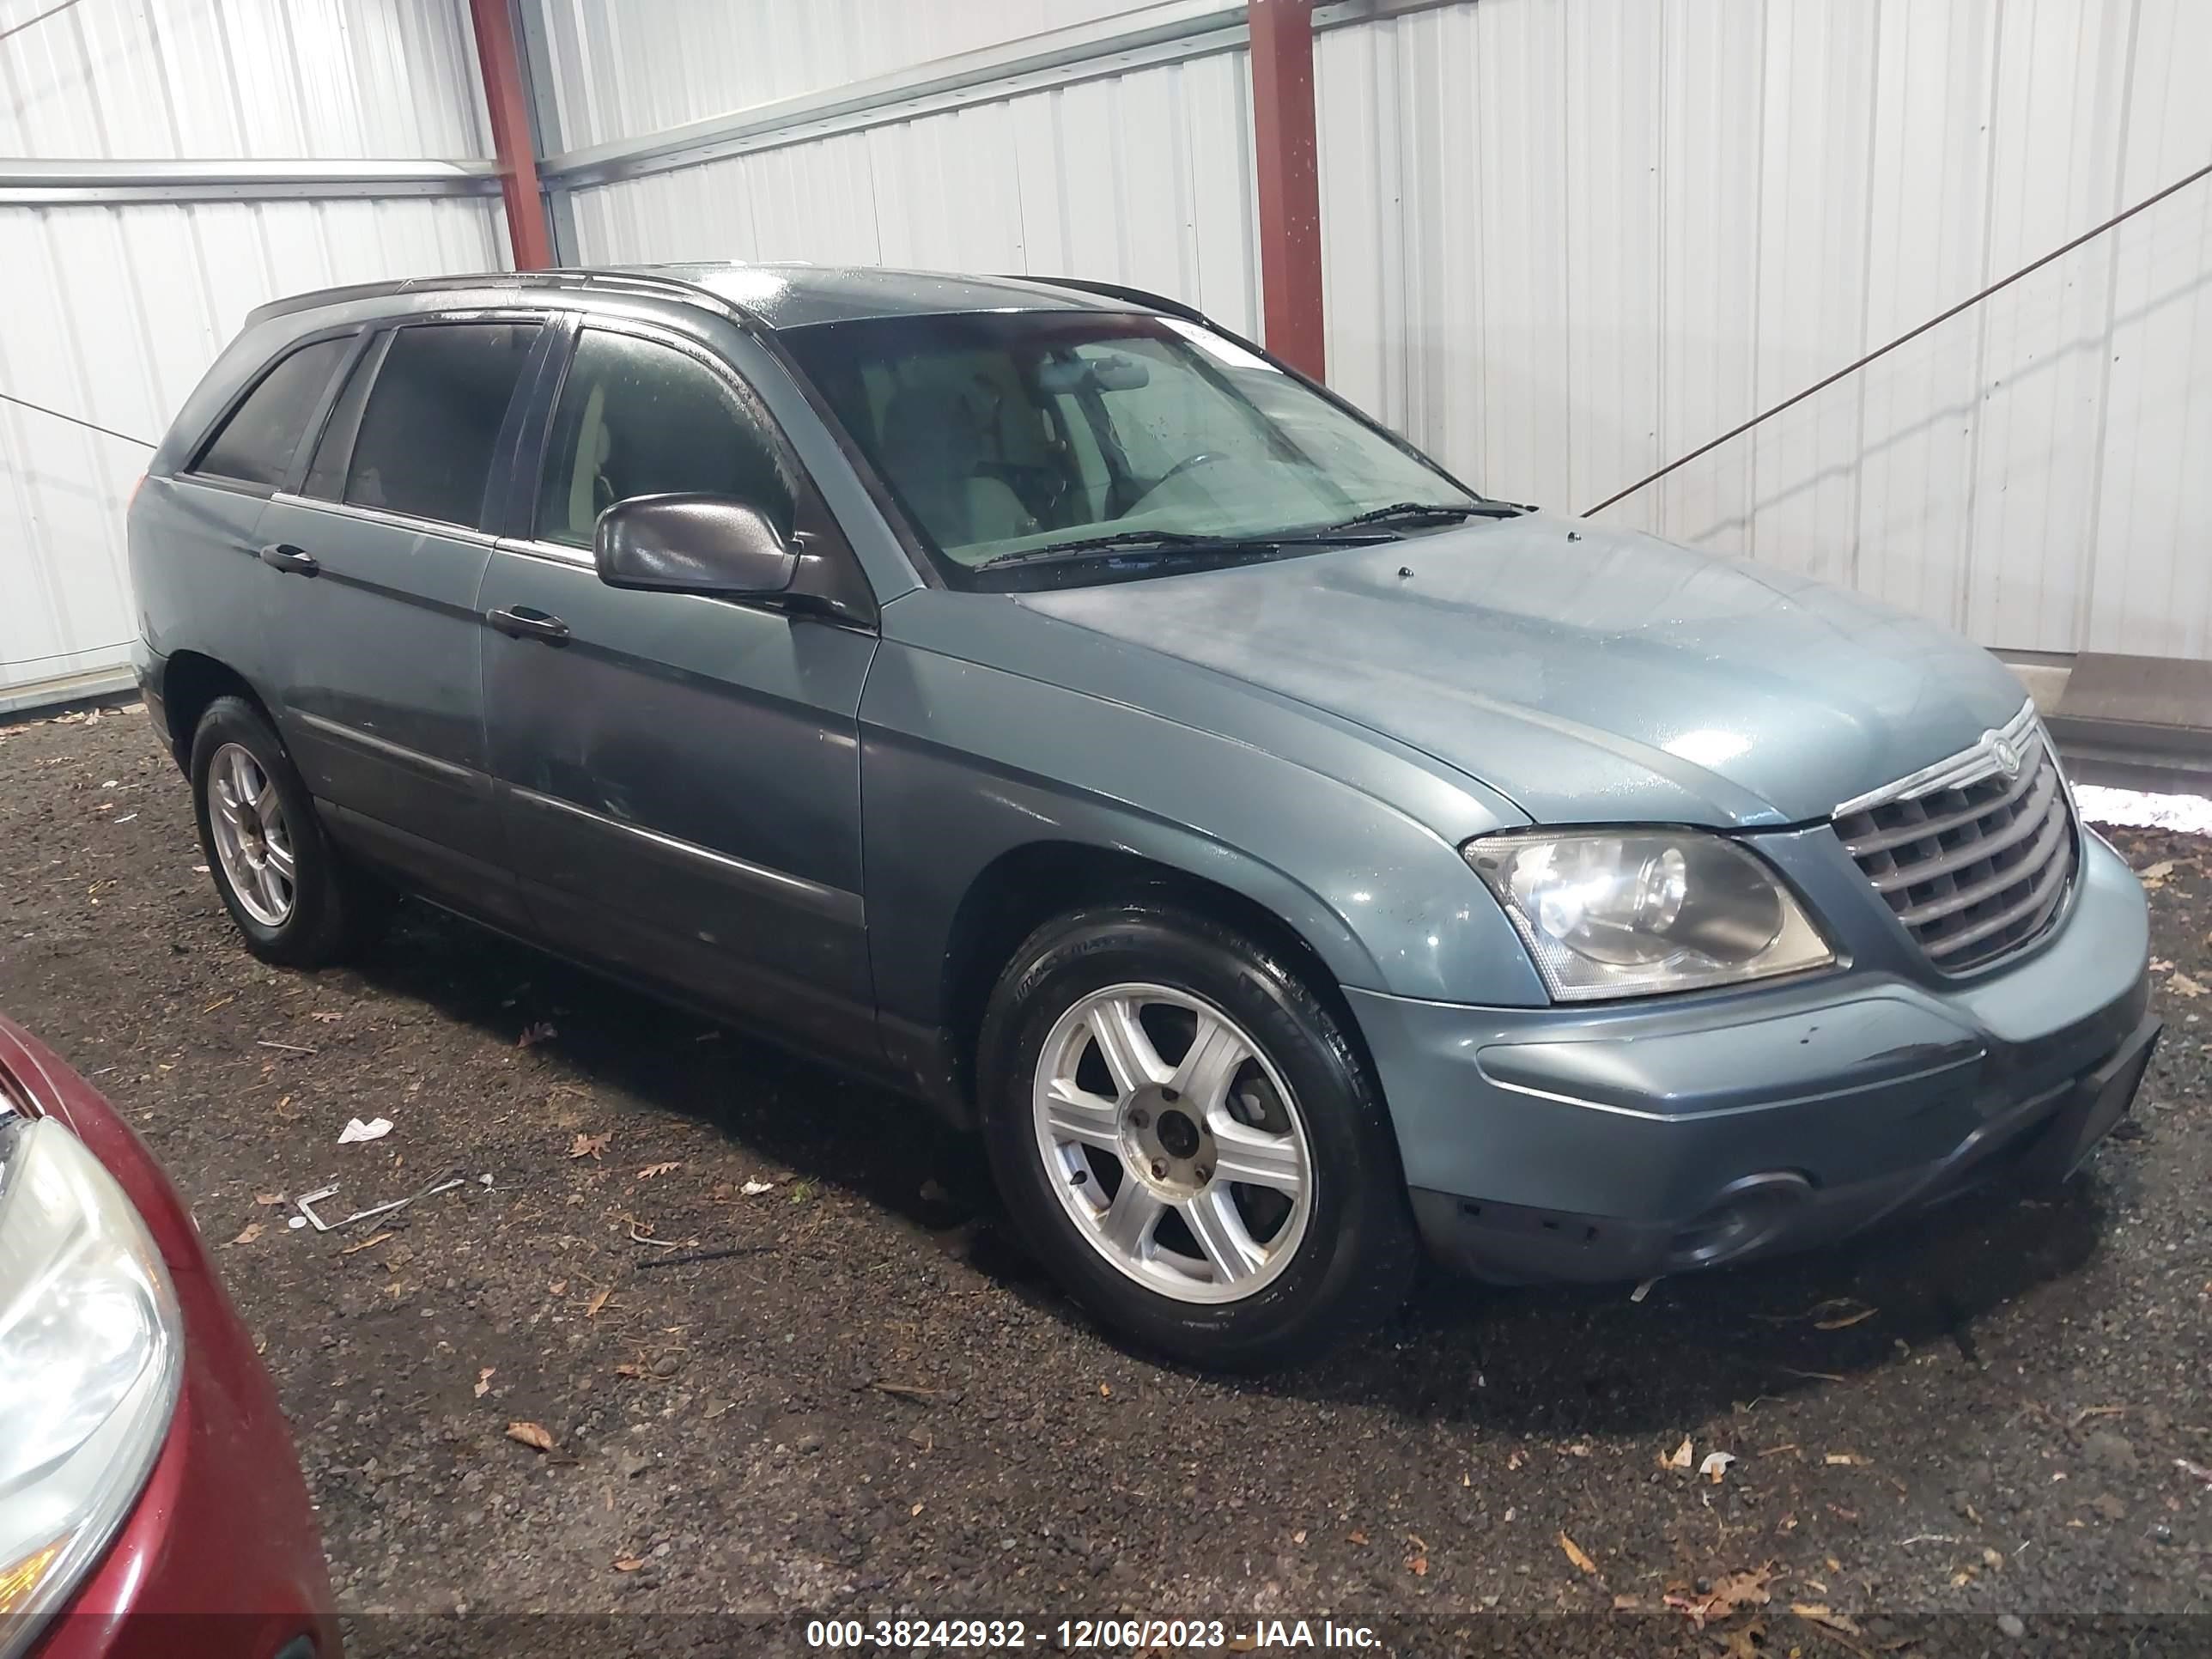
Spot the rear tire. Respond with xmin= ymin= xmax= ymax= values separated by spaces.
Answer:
xmin=189 ymin=696 xmax=390 ymax=967
xmin=978 ymin=902 xmax=1416 ymax=1370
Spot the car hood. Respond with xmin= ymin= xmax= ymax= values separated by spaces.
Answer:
xmin=1013 ymin=515 xmax=2030 ymax=828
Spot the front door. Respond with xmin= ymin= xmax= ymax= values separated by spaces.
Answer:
xmin=477 ymin=320 xmax=879 ymax=1054
xmin=256 ymin=316 xmax=548 ymax=924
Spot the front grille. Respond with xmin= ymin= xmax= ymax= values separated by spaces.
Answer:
xmin=1833 ymin=704 xmax=2077 ymax=973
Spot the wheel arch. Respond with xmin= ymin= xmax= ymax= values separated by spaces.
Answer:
xmin=931 ymin=838 xmax=1383 ymax=1127
xmin=157 ymin=650 xmax=276 ymax=768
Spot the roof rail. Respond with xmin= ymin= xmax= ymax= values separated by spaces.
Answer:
xmin=241 ymin=266 xmax=764 ymax=331
xmin=1000 ymin=276 xmax=1211 ymax=326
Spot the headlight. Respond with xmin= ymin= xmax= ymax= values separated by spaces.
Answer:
xmin=1463 ymin=830 xmax=1833 ymax=1000
xmin=0 ymin=1114 xmax=184 ymax=1656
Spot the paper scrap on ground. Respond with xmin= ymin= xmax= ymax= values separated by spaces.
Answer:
xmin=337 ymin=1116 xmax=393 ymax=1144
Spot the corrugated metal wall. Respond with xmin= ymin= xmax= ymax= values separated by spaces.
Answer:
xmin=0 ymin=0 xmax=505 ymax=702
xmin=1316 ymin=0 xmax=2212 ymax=659
xmin=565 ymin=46 xmax=1259 ymax=338
xmin=538 ymin=0 xmax=1152 ymax=149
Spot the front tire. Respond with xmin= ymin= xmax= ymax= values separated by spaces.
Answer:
xmin=189 ymin=696 xmax=387 ymax=967
xmin=978 ymin=903 xmax=1417 ymax=1370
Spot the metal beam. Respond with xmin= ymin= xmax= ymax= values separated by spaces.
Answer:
xmin=0 ymin=157 xmax=500 ymax=206
xmin=538 ymin=0 xmax=1246 ymax=191
xmin=469 ymin=0 xmax=554 ymax=269
xmin=510 ymin=0 xmax=580 ymax=263
xmin=1249 ymin=0 xmax=1325 ymax=378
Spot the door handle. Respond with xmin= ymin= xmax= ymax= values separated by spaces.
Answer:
xmin=258 ymin=543 xmax=319 ymax=576
xmin=486 ymin=605 xmax=572 ymax=645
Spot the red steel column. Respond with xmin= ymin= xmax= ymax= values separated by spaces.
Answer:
xmin=1248 ymin=0 xmax=1325 ymax=379
xmin=470 ymin=0 xmax=554 ymax=270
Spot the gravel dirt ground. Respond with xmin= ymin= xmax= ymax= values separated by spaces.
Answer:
xmin=2 ymin=705 xmax=2206 ymax=1658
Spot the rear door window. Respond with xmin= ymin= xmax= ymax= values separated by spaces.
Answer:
xmin=193 ymin=337 xmax=350 ymax=489
xmin=343 ymin=322 xmax=542 ymax=529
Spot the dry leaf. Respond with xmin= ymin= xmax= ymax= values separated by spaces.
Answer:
xmin=1701 ymin=1450 xmax=1737 ymax=1484
xmin=1611 ymin=1594 xmax=1644 ymax=1611
xmin=586 ymin=1288 xmax=611 ymax=1318
xmin=340 ymin=1230 xmax=393 ymax=1255
xmin=1347 ymin=1529 xmax=1369 ymax=1546
xmin=254 ymin=1192 xmax=283 ymax=1206
xmin=549 ymin=1279 xmax=568 ymax=1296
xmin=1718 ymin=1621 xmax=1768 ymax=1659
xmin=637 ymin=1161 xmax=680 ymax=1179
xmin=613 ymin=1556 xmax=646 ymax=1572
xmin=2167 ymin=972 xmax=2205 ymax=999
xmin=519 ymin=1020 xmax=557 ymax=1048
xmin=474 ymin=1367 xmax=495 ymax=1397
xmin=230 ymin=1222 xmax=264 ymax=1246
xmin=1663 ymin=1437 xmax=1693 ymax=1470
xmin=1664 ymin=1564 xmax=1772 ymax=1628
xmin=1814 ymin=1305 xmax=1879 ymax=1330
xmin=1559 ymin=1531 xmax=1597 ymax=1575
xmin=569 ymin=1132 xmax=611 ymax=1160
xmin=1406 ymin=1553 xmax=1428 ymax=1577
xmin=1792 ymin=1604 xmax=1862 ymax=1637
xmin=2136 ymin=859 xmax=2175 ymax=888
xmin=506 ymin=1420 xmax=555 ymax=1452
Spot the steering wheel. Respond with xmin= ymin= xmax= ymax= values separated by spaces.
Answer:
xmin=1123 ymin=451 xmax=1226 ymax=514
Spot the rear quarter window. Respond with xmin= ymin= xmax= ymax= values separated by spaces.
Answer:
xmin=191 ymin=336 xmax=351 ymax=489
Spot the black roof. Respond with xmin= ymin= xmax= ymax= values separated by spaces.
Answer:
xmin=244 ymin=261 xmax=1182 ymax=333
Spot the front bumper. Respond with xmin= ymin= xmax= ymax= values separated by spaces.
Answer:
xmin=1352 ymin=830 xmax=2156 ymax=1285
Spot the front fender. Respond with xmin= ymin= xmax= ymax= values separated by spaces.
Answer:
xmin=858 ymin=627 xmax=1550 ymax=1054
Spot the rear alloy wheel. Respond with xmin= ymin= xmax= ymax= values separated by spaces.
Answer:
xmin=189 ymin=696 xmax=389 ymax=968
xmin=206 ymin=742 xmax=297 ymax=927
xmin=981 ymin=904 xmax=1416 ymax=1369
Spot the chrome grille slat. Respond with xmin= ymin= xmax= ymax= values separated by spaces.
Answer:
xmin=1865 ymin=763 xmax=2057 ymax=890
xmin=1922 ymin=843 xmax=2075 ymax=959
xmin=1892 ymin=793 xmax=2066 ymax=922
xmin=1841 ymin=750 xmax=2046 ymax=856
xmin=1831 ymin=700 xmax=2077 ymax=974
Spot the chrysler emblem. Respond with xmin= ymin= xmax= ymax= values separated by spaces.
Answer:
xmin=1988 ymin=734 xmax=2021 ymax=779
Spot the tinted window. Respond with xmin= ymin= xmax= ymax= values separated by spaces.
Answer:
xmin=345 ymin=322 xmax=541 ymax=528
xmin=535 ymin=329 xmax=796 ymax=549
xmin=195 ymin=337 xmax=349 ymax=488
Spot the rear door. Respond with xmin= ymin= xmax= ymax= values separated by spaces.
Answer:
xmin=254 ymin=314 xmax=550 ymax=921
xmin=477 ymin=316 xmax=880 ymax=1054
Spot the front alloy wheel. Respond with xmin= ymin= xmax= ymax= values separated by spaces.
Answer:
xmin=981 ymin=903 xmax=1417 ymax=1369
xmin=1036 ymin=985 xmax=1313 ymax=1304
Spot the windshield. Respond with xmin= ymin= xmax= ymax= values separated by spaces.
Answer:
xmin=780 ymin=310 xmax=1482 ymax=584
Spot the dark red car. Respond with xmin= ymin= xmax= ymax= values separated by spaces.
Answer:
xmin=0 ymin=1014 xmax=337 ymax=1659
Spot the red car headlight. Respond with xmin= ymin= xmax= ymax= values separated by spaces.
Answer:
xmin=0 ymin=1115 xmax=185 ymax=1656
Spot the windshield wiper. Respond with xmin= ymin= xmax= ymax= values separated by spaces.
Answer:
xmin=1320 ymin=500 xmax=1529 ymax=532
xmin=976 ymin=527 xmax=1387 ymax=571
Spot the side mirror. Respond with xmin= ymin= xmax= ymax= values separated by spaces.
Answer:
xmin=593 ymin=493 xmax=798 ymax=598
